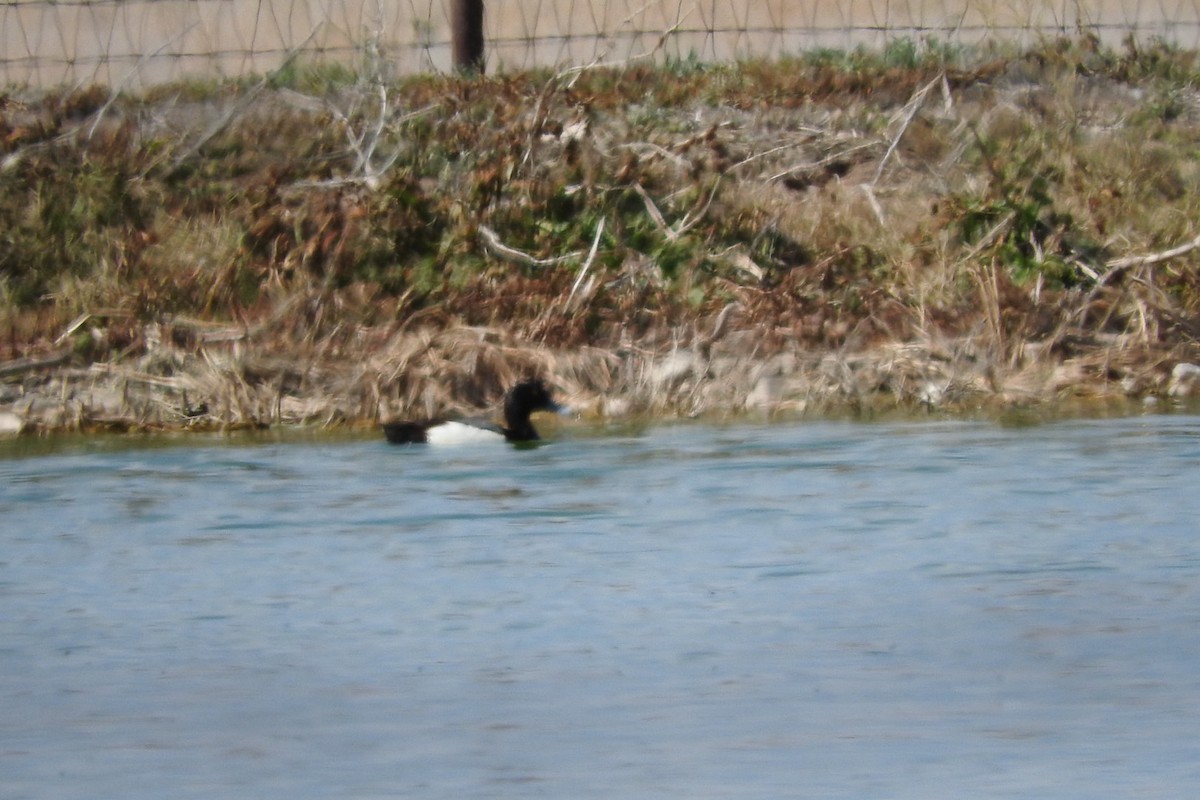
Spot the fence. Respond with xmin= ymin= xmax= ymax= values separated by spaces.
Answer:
xmin=4 ymin=0 xmax=1200 ymax=89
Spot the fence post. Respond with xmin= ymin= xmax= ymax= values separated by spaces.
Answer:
xmin=451 ymin=0 xmax=485 ymax=73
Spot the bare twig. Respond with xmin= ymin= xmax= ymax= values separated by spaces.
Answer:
xmin=325 ymin=81 xmax=401 ymax=187
xmin=861 ymin=185 xmax=886 ymax=227
xmin=728 ymin=136 xmax=822 ymax=172
xmin=54 ymin=313 xmax=94 ymax=346
xmin=520 ymin=5 xmax=696 ymax=172
xmin=281 ymin=106 xmax=437 ymax=192
xmin=765 ymin=142 xmax=878 ymax=184
xmin=1102 ymin=232 xmax=1200 ymax=273
xmin=633 ymin=179 xmax=721 ymax=243
xmin=478 ymin=225 xmax=583 ymax=267
xmin=0 ymin=352 xmax=72 ymax=379
xmin=567 ymin=218 xmax=607 ymax=307
xmin=621 ymin=142 xmax=693 ymax=170
xmin=559 ymin=4 xmax=697 ymax=83
xmin=169 ymin=26 xmax=322 ymax=171
xmin=869 ymin=74 xmax=942 ymax=188
xmin=86 ymin=24 xmax=199 ymax=142
xmin=170 ymin=81 xmax=268 ymax=171
xmin=959 ymin=210 xmax=1016 ymax=264
xmin=634 ymin=183 xmax=671 ymax=235
xmin=673 ymin=178 xmax=722 ymax=239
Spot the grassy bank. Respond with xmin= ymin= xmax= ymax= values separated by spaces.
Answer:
xmin=3 ymin=36 xmax=1200 ymax=434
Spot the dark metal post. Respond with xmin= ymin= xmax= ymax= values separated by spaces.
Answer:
xmin=451 ymin=0 xmax=485 ymax=73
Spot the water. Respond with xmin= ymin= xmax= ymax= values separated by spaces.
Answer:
xmin=3 ymin=415 xmax=1200 ymax=799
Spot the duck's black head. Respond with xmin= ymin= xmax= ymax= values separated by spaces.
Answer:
xmin=502 ymin=378 xmax=566 ymax=440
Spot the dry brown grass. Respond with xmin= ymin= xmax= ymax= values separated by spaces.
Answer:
xmin=5 ymin=37 xmax=1200 ymax=435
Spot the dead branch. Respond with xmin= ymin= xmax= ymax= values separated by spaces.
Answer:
xmin=1102 ymin=232 xmax=1200 ymax=274
xmin=478 ymin=225 xmax=582 ymax=267
xmin=633 ymin=179 xmax=722 ymax=243
xmin=869 ymin=74 xmax=942 ymax=188
xmin=169 ymin=26 xmax=321 ymax=171
xmin=765 ymin=142 xmax=878 ymax=184
xmin=0 ymin=352 xmax=72 ymax=378
xmin=86 ymin=24 xmax=199 ymax=142
xmin=567 ymin=218 xmax=607 ymax=308
xmin=520 ymin=5 xmax=695 ymax=172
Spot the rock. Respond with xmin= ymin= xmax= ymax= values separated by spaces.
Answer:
xmin=600 ymin=396 xmax=632 ymax=419
xmin=745 ymin=354 xmax=801 ymax=411
xmin=918 ymin=382 xmax=945 ymax=407
xmin=746 ymin=374 xmax=784 ymax=410
xmin=0 ymin=411 xmax=24 ymax=435
xmin=1168 ymin=363 xmax=1200 ymax=397
xmin=649 ymin=349 xmax=701 ymax=390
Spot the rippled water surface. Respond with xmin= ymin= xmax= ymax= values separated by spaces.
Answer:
xmin=3 ymin=415 xmax=1200 ymax=799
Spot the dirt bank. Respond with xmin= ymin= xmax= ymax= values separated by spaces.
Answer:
xmin=3 ymin=38 xmax=1200 ymax=436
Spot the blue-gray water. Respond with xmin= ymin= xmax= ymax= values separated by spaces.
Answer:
xmin=3 ymin=415 xmax=1200 ymax=799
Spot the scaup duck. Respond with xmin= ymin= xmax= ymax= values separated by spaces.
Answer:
xmin=382 ymin=378 xmax=568 ymax=445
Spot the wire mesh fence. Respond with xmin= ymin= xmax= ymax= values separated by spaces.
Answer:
xmin=4 ymin=0 xmax=1200 ymax=89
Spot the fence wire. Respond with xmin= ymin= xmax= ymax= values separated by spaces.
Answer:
xmin=3 ymin=0 xmax=1200 ymax=88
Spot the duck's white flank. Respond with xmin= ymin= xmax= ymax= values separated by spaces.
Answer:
xmin=424 ymin=420 xmax=506 ymax=445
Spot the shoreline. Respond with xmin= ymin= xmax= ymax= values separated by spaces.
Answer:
xmin=3 ymin=315 xmax=1199 ymax=438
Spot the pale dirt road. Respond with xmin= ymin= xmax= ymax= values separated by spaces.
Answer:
xmin=4 ymin=0 xmax=1199 ymax=89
